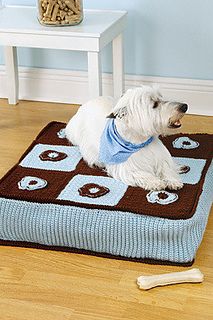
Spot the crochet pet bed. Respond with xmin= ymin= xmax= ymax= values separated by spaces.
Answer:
xmin=0 ymin=122 xmax=212 ymax=266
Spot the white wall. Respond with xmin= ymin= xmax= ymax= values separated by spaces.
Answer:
xmin=1 ymin=0 xmax=212 ymax=80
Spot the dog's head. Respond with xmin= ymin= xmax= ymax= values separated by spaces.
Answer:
xmin=108 ymin=86 xmax=188 ymax=137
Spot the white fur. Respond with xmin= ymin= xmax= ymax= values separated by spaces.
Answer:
xmin=66 ymin=86 xmax=185 ymax=191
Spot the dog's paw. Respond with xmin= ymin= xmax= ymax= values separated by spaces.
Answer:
xmin=142 ymin=179 xmax=167 ymax=191
xmin=164 ymin=179 xmax=184 ymax=190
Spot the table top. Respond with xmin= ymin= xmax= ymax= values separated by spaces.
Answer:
xmin=0 ymin=5 xmax=127 ymax=38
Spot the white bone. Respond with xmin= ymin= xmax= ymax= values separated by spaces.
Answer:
xmin=45 ymin=0 xmax=57 ymax=18
xmin=137 ymin=268 xmax=204 ymax=290
xmin=51 ymin=3 xmax=60 ymax=22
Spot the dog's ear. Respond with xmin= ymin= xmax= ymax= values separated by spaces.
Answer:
xmin=106 ymin=112 xmax=116 ymax=119
xmin=107 ymin=106 xmax=128 ymax=119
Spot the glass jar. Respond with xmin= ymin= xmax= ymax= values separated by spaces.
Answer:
xmin=37 ymin=0 xmax=83 ymax=26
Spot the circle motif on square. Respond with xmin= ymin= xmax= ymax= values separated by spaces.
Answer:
xmin=78 ymin=183 xmax=110 ymax=198
xmin=18 ymin=176 xmax=48 ymax=191
xmin=20 ymin=144 xmax=82 ymax=172
xmin=57 ymin=175 xmax=127 ymax=206
xmin=39 ymin=150 xmax=68 ymax=162
xmin=173 ymin=137 xmax=199 ymax=149
xmin=147 ymin=191 xmax=178 ymax=205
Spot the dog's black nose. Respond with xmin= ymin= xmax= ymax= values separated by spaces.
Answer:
xmin=179 ymin=103 xmax=188 ymax=113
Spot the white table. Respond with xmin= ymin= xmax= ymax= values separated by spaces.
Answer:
xmin=0 ymin=5 xmax=127 ymax=105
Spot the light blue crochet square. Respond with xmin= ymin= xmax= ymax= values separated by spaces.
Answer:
xmin=20 ymin=144 xmax=82 ymax=172
xmin=57 ymin=174 xmax=128 ymax=206
xmin=174 ymin=157 xmax=206 ymax=185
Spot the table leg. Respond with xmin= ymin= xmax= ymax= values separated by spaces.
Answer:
xmin=4 ymin=46 xmax=19 ymax=105
xmin=88 ymin=51 xmax=102 ymax=99
xmin=112 ymin=33 xmax=124 ymax=100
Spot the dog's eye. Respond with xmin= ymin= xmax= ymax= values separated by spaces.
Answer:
xmin=153 ymin=101 xmax=159 ymax=108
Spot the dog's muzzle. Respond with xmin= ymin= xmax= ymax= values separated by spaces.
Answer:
xmin=168 ymin=103 xmax=188 ymax=129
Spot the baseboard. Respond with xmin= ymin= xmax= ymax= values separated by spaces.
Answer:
xmin=0 ymin=65 xmax=212 ymax=116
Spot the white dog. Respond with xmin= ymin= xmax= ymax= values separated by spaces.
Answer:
xmin=65 ymin=86 xmax=188 ymax=191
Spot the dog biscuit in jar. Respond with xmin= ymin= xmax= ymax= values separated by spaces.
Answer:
xmin=37 ymin=0 xmax=83 ymax=26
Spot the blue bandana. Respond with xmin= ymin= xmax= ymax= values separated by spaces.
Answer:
xmin=99 ymin=119 xmax=154 ymax=164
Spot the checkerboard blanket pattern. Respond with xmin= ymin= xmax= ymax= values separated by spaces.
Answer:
xmin=0 ymin=122 xmax=212 ymax=265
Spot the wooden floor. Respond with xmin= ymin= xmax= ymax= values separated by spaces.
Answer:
xmin=0 ymin=99 xmax=212 ymax=320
